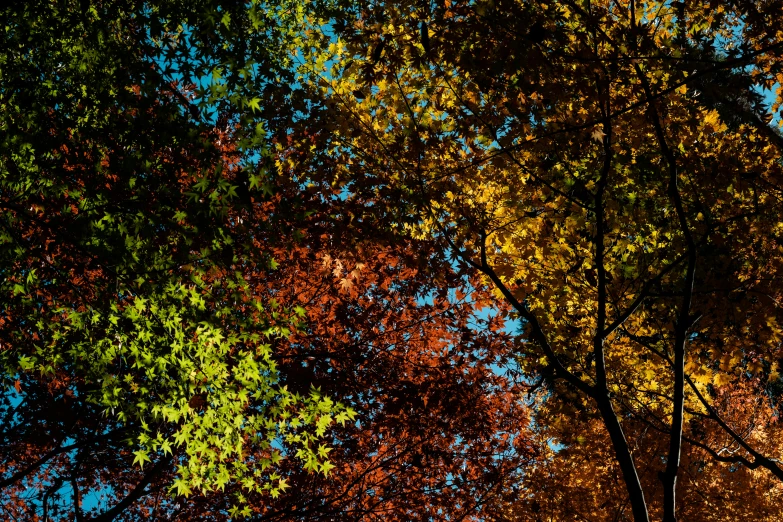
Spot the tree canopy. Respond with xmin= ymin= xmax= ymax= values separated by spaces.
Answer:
xmin=3 ymin=0 xmax=783 ymax=520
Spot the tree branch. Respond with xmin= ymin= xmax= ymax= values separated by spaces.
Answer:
xmin=88 ymin=454 xmax=173 ymax=522
xmin=683 ymin=375 xmax=783 ymax=482
xmin=634 ymin=59 xmax=697 ymax=522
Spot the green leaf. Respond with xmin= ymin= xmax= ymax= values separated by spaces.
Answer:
xmin=132 ymin=450 xmax=151 ymax=469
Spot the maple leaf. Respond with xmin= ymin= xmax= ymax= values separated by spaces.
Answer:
xmin=338 ymin=277 xmax=353 ymax=292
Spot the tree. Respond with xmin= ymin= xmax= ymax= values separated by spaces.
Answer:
xmin=503 ymin=378 xmax=783 ymax=521
xmin=1 ymin=122 xmax=535 ymax=519
xmin=1 ymin=1 xmax=536 ymax=519
xmin=1 ymin=0 xmax=357 ymax=517
xmin=286 ymin=0 xmax=783 ymax=519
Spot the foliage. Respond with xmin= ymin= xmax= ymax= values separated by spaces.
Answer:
xmin=6 ymin=0 xmax=783 ymax=520
xmin=285 ymin=0 xmax=783 ymax=520
xmin=0 ymin=0 xmax=355 ymax=514
xmin=140 ymin=180 xmax=536 ymax=520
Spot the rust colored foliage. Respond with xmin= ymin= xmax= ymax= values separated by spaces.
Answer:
xmin=238 ymin=196 xmax=535 ymax=521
